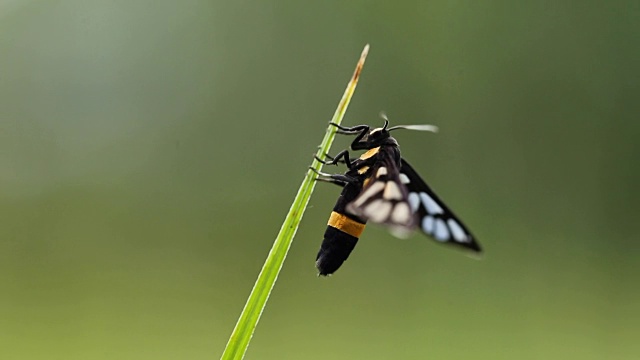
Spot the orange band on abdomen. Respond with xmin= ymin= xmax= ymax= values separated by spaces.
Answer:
xmin=327 ymin=211 xmax=366 ymax=238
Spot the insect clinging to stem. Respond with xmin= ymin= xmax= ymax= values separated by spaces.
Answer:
xmin=311 ymin=115 xmax=482 ymax=276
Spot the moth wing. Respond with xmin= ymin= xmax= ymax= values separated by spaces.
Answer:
xmin=346 ymin=155 xmax=416 ymax=228
xmin=400 ymin=159 xmax=482 ymax=252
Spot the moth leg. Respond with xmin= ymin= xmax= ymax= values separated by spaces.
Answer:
xmin=315 ymin=177 xmax=347 ymax=187
xmin=309 ymin=167 xmax=357 ymax=186
xmin=329 ymin=122 xmax=369 ymax=134
xmin=314 ymin=154 xmax=339 ymax=165
xmin=316 ymin=150 xmax=356 ymax=170
xmin=314 ymin=146 xmax=349 ymax=165
xmin=329 ymin=123 xmax=373 ymax=151
xmin=321 ymin=152 xmax=357 ymax=164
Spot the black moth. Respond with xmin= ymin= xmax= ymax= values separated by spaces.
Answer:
xmin=312 ymin=119 xmax=482 ymax=275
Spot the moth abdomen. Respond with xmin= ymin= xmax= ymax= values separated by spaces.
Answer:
xmin=316 ymin=211 xmax=366 ymax=276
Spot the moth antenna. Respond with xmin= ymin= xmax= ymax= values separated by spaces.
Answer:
xmin=380 ymin=111 xmax=437 ymax=133
xmin=388 ymin=124 xmax=439 ymax=133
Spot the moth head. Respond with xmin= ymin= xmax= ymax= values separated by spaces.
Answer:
xmin=362 ymin=120 xmax=391 ymax=143
xmin=354 ymin=113 xmax=439 ymax=149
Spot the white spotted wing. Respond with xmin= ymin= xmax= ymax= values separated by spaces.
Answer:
xmin=400 ymin=159 xmax=482 ymax=252
xmin=346 ymin=156 xmax=415 ymax=228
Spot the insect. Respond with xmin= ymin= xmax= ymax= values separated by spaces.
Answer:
xmin=311 ymin=118 xmax=482 ymax=275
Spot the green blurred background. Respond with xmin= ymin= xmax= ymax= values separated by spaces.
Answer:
xmin=1 ymin=1 xmax=639 ymax=359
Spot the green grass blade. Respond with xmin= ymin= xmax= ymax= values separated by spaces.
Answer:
xmin=220 ymin=44 xmax=370 ymax=360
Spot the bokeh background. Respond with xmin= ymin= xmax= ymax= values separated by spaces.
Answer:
xmin=1 ymin=1 xmax=639 ymax=359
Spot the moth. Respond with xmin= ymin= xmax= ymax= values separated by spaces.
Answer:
xmin=311 ymin=119 xmax=482 ymax=275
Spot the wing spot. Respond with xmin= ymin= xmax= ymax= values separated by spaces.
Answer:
xmin=422 ymin=216 xmax=435 ymax=233
xmin=357 ymin=166 xmax=370 ymax=175
xmin=376 ymin=167 xmax=388 ymax=177
xmin=364 ymin=199 xmax=392 ymax=223
xmin=383 ymin=181 xmax=403 ymax=200
xmin=399 ymin=173 xmax=410 ymax=184
xmin=434 ymin=218 xmax=450 ymax=241
xmin=391 ymin=203 xmax=412 ymax=225
xmin=352 ymin=181 xmax=385 ymax=207
xmin=420 ymin=192 xmax=444 ymax=214
xmin=408 ymin=193 xmax=420 ymax=212
xmin=447 ymin=219 xmax=469 ymax=242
